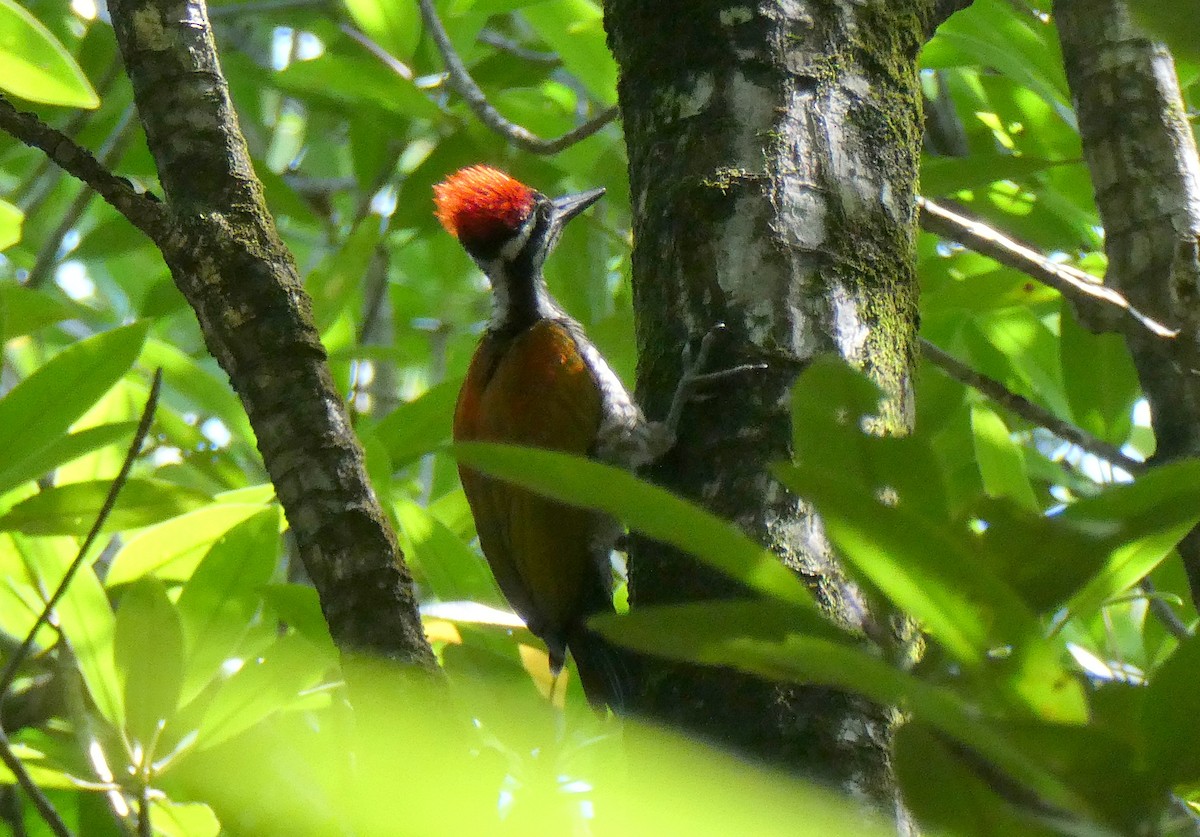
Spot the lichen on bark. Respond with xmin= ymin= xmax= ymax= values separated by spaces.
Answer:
xmin=605 ymin=0 xmax=935 ymax=813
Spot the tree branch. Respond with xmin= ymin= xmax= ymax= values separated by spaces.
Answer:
xmin=0 ymin=95 xmax=170 ymax=248
xmin=12 ymin=57 xmax=123 ymax=211
xmin=27 ymin=108 xmax=137 ymax=289
xmin=417 ymin=0 xmax=617 ymax=154
xmin=920 ymin=339 xmax=1145 ymax=474
xmin=107 ymin=0 xmax=435 ymax=667
xmin=918 ymin=196 xmax=1176 ymax=338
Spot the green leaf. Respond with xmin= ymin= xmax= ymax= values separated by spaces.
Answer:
xmin=921 ymin=155 xmax=1073 ymax=198
xmin=0 ymin=740 xmax=81 ymax=789
xmin=175 ymin=508 xmax=281 ymax=704
xmin=521 ymin=0 xmax=616 ymax=104
xmin=922 ymin=0 xmax=1070 ymax=110
xmin=195 ymin=633 xmax=329 ymax=751
xmin=0 ymin=534 xmax=58 ymax=651
xmin=973 ymin=500 xmax=1109 ymax=614
xmin=344 ymin=0 xmax=420 ymax=59
xmin=594 ymin=599 xmax=860 ymax=660
xmin=274 ymin=52 xmax=439 ymax=120
xmin=0 ymin=197 xmax=21 ymax=250
xmin=895 ymin=721 xmax=1057 ymax=836
xmin=1144 ymin=632 xmax=1200 ymax=783
xmin=148 ymin=800 xmax=221 ymax=837
xmin=372 ymin=379 xmax=458 ymax=468
xmin=971 ymin=404 xmax=1038 ymax=511
xmin=607 ymin=601 xmax=1096 ymax=820
xmin=0 ymin=478 xmax=211 ymax=536
xmin=259 ymin=584 xmax=337 ymax=656
xmin=0 ymin=284 xmax=86 ymax=342
xmin=783 ymin=358 xmax=1086 ymax=722
xmin=963 ymin=309 xmax=1070 ymax=419
xmin=0 ymin=422 xmax=137 ymax=497
xmin=141 ymin=338 xmax=254 ymax=447
xmin=777 ymin=460 xmax=1025 ymax=666
xmin=106 ymin=502 xmax=273 ymax=585
xmin=11 ymin=533 xmax=122 ymax=727
xmin=1128 ymin=0 xmax=1200 ymax=62
xmin=786 ymin=359 xmax=1007 ymax=665
xmin=451 ymin=443 xmax=814 ymax=607
xmin=1063 ymin=460 xmax=1200 ymax=621
xmin=115 ymin=577 xmax=184 ymax=749
xmin=0 ymin=322 xmax=149 ymax=494
xmin=1059 ymin=301 xmax=1138 ymax=445
xmin=395 ymin=497 xmax=501 ymax=605
xmin=0 ymin=0 xmax=99 ymax=107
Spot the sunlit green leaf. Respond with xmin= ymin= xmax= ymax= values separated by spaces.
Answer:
xmin=0 ymin=422 xmax=136 ymax=497
xmin=372 ymin=380 xmax=459 ymax=468
xmin=0 ymin=322 xmax=149 ymax=497
xmin=0 ymin=197 xmax=21 ymax=250
xmin=195 ymin=633 xmax=330 ymax=751
xmin=106 ymin=502 xmax=272 ymax=585
xmin=11 ymin=533 xmax=123 ymax=726
xmin=451 ymin=443 xmax=814 ymax=607
xmin=0 ymin=0 xmax=99 ymax=107
xmin=1059 ymin=301 xmax=1139 ymax=445
xmin=0 ymin=284 xmax=83 ymax=341
xmin=115 ymin=576 xmax=184 ymax=748
xmin=971 ymin=404 xmax=1039 ymax=511
xmin=175 ymin=507 xmax=281 ymax=703
xmin=0 ymin=478 xmax=211 ymax=536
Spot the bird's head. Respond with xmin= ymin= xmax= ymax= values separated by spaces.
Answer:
xmin=433 ymin=165 xmax=604 ymax=278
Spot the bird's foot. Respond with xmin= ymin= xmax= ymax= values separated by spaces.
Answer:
xmin=653 ymin=323 xmax=767 ymax=454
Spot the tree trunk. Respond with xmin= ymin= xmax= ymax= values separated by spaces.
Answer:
xmin=605 ymin=0 xmax=950 ymax=812
xmin=1055 ymin=0 xmax=1200 ymax=604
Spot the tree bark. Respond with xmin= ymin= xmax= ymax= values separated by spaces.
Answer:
xmin=605 ymin=0 xmax=944 ymax=812
xmin=106 ymin=0 xmax=435 ymax=667
xmin=1055 ymin=0 xmax=1200 ymax=604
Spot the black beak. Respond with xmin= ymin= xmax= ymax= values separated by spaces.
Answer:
xmin=550 ymin=187 xmax=605 ymax=228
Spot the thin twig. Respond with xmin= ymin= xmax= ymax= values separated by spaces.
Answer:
xmin=0 ymin=372 xmax=161 ymax=837
xmin=477 ymin=30 xmax=561 ymax=65
xmin=27 ymin=107 xmax=136 ymax=289
xmin=417 ymin=0 xmax=618 ymax=154
xmin=0 ymin=727 xmax=70 ymax=837
xmin=1141 ymin=579 xmax=1193 ymax=640
xmin=206 ymin=0 xmax=329 ymax=15
xmin=918 ymin=197 xmax=1176 ymax=339
xmin=0 ymin=370 xmax=162 ymax=701
xmin=0 ymin=95 xmax=171 ymax=247
xmin=919 ymin=339 xmax=1146 ymax=474
xmin=137 ymin=782 xmax=151 ymax=837
xmin=339 ymin=23 xmax=415 ymax=81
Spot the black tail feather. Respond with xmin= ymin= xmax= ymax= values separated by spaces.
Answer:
xmin=566 ymin=623 xmax=632 ymax=712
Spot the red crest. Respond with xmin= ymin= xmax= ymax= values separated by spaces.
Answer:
xmin=434 ymin=165 xmax=537 ymax=252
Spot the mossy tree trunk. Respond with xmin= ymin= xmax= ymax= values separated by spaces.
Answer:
xmin=605 ymin=0 xmax=961 ymax=813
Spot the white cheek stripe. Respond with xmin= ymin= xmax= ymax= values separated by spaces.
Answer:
xmin=498 ymin=214 xmax=536 ymax=261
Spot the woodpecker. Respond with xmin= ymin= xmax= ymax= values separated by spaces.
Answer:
xmin=435 ymin=165 xmax=656 ymax=709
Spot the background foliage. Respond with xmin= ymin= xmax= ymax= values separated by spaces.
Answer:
xmin=1 ymin=0 xmax=1199 ymax=834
